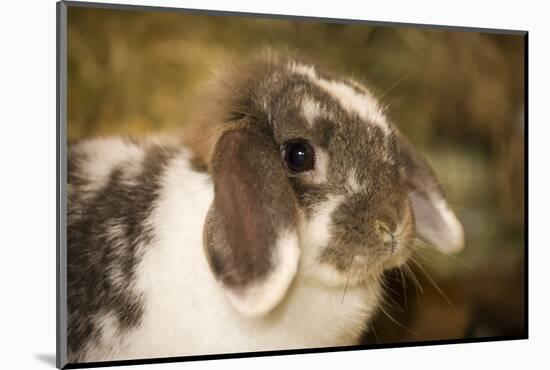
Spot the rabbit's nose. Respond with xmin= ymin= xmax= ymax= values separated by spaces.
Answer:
xmin=375 ymin=221 xmax=393 ymax=242
xmin=375 ymin=220 xmax=398 ymax=251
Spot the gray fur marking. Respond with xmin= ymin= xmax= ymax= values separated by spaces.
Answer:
xmin=67 ymin=141 xmax=178 ymax=361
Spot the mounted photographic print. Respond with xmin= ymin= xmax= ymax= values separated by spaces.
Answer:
xmin=56 ymin=1 xmax=527 ymax=368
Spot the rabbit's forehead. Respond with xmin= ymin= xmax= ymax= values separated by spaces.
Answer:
xmin=278 ymin=63 xmax=397 ymax=183
xmin=287 ymin=62 xmax=391 ymax=136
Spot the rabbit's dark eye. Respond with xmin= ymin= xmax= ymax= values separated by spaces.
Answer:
xmin=283 ymin=139 xmax=315 ymax=172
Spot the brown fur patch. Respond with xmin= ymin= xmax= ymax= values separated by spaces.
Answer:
xmin=204 ymin=129 xmax=297 ymax=289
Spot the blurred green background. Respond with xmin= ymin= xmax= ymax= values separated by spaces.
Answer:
xmin=67 ymin=6 xmax=525 ymax=343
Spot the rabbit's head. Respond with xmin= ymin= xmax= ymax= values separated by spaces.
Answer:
xmin=187 ymin=54 xmax=464 ymax=317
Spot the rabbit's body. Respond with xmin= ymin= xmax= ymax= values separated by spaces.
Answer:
xmin=68 ymin=137 xmax=379 ymax=362
xmin=67 ymin=54 xmax=464 ymax=364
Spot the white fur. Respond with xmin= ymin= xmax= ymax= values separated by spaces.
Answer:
xmin=411 ymin=189 xmax=464 ymax=255
xmin=73 ymin=138 xmax=145 ymax=192
xmin=289 ymin=63 xmax=390 ymax=136
xmin=297 ymin=195 xmax=355 ymax=286
xmin=83 ymin=313 xmax=126 ymax=361
xmin=289 ymin=63 xmax=317 ymax=79
xmin=225 ymin=229 xmax=301 ymax=317
xmin=299 ymin=195 xmax=343 ymax=254
xmin=103 ymin=219 xmax=132 ymax=290
xmin=81 ymin=148 xmax=379 ymax=362
xmin=346 ymin=169 xmax=364 ymax=194
xmin=310 ymin=147 xmax=329 ymax=184
xmin=433 ymin=197 xmax=465 ymax=254
xmin=301 ymin=97 xmax=321 ymax=127
xmin=315 ymin=79 xmax=389 ymax=135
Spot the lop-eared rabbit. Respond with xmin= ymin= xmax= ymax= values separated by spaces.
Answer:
xmin=67 ymin=54 xmax=464 ymax=362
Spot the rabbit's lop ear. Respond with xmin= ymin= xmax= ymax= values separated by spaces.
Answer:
xmin=204 ymin=129 xmax=300 ymax=317
xmin=397 ymin=131 xmax=465 ymax=254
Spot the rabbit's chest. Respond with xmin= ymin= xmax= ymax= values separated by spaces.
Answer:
xmin=83 ymin=151 xmax=377 ymax=361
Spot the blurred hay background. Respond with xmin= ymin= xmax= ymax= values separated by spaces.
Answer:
xmin=67 ymin=6 xmax=525 ymax=343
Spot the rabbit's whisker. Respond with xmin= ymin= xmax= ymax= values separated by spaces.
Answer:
xmin=409 ymin=258 xmax=455 ymax=310
xmin=377 ymin=73 xmax=414 ymax=103
xmin=341 ymin=269 xmax=352 ymax=304
xmin=369 ymin=323 xmax=380 ymax=343
xmin=414 ymin=237 xmax=473 ymax=271
xmin=402 ymin=261 xmax=423 ymax=295
xmin=376 ymin=298 xmax=417 ymax=337
xmin=399 ymin=267 xmax=408 ymax=311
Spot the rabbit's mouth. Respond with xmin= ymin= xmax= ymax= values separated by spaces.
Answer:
xmin=315 ymin=215 xmax=416 ymax=284
xmin=352 ymin=241 xmax=412 ymax=270
xmin=315 ymin=238 xmax=413 ymax=284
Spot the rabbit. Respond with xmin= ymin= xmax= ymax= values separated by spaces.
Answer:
xmin=66 ymin=53 xmax=464 ymax=363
